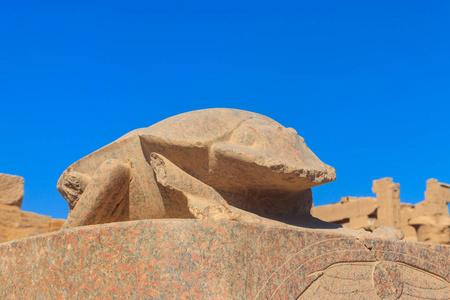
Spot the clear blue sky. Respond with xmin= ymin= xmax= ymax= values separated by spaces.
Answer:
xmin=1 ymin=1 xmax=449 ymax=219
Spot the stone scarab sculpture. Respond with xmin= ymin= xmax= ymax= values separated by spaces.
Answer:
xmin=57 ymin=109 xmax=336 ymax=228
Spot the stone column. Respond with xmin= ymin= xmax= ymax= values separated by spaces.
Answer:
xmin=424 ymin=179 xmax=450 ymax=216
xmin=372 ymin=177 xmax=401 ymax=228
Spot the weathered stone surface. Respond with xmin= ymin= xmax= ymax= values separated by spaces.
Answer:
xmin=372 ymin=226 xmax=405 ymax=240
xmin=311 ymin=197 xmax=377 ymax=223
xmin=2 ymin=109 xmax=449 ymax=300
xmin=0 ymin=220 xmax=449 ymax=299
xmin=411 ymin=179 xmax=450 ymax=244
xmin=2 ymin=109 xmax=450 ymax=299
xmin=0 ymin=173 xmax=65 ymax=243
xmin=373 ymin=178 xmax=401 ymax=229
xmin=0 ymin=204 xmax=65 ymax=243
xmin=312 ymin=177 xmax=450 ymax=244
xmin=57 ymin=109 xmax=336 ymax=229
xmin=0 ymin=173 xmax=24 ymax=208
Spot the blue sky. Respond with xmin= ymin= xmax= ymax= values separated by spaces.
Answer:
xmin=1 ymin=1 xmax=449 ymax=219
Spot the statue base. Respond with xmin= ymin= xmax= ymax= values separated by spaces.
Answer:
xmin=1 ymin=219 xmax=449 ymax=299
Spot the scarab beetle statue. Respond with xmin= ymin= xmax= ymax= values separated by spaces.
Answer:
xmin=57 ymin=108 xmax=336 ymax=228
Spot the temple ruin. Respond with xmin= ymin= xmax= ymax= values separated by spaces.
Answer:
xmin=311 ymin=177 xmax=450 ymax=244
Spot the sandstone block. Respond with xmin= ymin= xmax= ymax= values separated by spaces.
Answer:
xmin=0 ymin=204 xmax=65 ymax=243
xmin=311 ymin=197 xmax=377 ymax=225
xmin=0 ymin=174 xmax=24 ymax=208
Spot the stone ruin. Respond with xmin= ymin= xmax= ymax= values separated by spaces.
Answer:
xmin=312 ymin=177 xmax=450 ymax=244
xmin=1 ymin=109 xmax=449 ymax=299
xmin=0 ymin=173 xmax=64 ymax=243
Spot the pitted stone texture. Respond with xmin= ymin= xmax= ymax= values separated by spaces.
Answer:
xmin=372 ymin=261 xmax=403 ymax=299
xmin=1 ymin=220 xmax=449 ymax=299
xmin=0 ymin=173 xmax=24 ymax=208
xmin=57 ymin=109 xmax=335 ymax=228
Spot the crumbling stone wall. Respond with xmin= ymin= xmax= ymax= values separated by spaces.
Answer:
xmin=311 ymin=177 xmax=450 ymax=244
xmin=0 ymin=173 xmax=64 ymax=243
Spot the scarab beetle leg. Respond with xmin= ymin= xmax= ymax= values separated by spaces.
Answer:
xmin=62 ymin=159 xmax=131 ymax=229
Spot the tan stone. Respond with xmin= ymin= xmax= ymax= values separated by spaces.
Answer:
xmin=312 ymin=177 xmax=450 ymax=244
xmin=372 ymin=177 xmax=401 ymax=228
xmin=372 ymin=226 xmax=404 ymax=240
xmin=348 ymin=215 xmax=369 ymax=229
xmin=0 ymin=173 xmax=65 ymax=243
xmin=311 ymin=197 xmax=377 ymax=229
xmin=0 ymin=173 xmax=24 ymax=208
xmin=0 ymin=204 xmax=65 ymax=243
xmin=414 ymin=179 xmax=450 ymax=217
xmin=57 ymin=109 xmax=336 ymax=229
xmin=400 ymin=225 xmax=417 ymax=242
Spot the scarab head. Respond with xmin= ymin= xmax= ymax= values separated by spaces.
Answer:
xmin=138 ymin=108 xmax=336 ymax=193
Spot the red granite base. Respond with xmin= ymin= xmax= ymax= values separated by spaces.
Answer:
xmin=1 ymin=219 xmax=449 ymax=299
